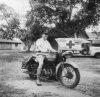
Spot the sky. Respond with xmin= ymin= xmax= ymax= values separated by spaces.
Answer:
xmin=0 ymin=0 xmax=30 ymax=16
xmin=0 ymin=0 xmax=31 ymax=28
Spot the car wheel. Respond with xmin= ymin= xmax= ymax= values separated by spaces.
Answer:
xmin=81 ymin=49 xmax=88 ymax=55
xmin=95 ymin=53 xmax=100 ymax=58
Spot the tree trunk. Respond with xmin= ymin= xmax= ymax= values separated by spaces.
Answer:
xmin=27 ymin=43 xmax=32 ymax=52
xmin=27 ymin=45 xmax=31 ymax=52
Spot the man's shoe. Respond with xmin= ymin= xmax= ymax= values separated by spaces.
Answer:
xmin=36 ymin=80 xmax=42 ymax=86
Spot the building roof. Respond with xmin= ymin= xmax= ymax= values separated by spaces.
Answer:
xmin=86 ymin=32 xmax=100 ymax=38
xmin=0 ymin=39 xmax=23 ymax=44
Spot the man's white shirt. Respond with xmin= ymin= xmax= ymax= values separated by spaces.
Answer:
xmin=36 ymin=38 xmax=55 ymax=52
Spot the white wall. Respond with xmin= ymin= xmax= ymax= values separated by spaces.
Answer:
xmin=12 ymin=43 xmax=25 ymax=50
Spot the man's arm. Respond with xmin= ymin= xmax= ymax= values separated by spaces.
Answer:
xmin=47 ymin=41 xmax=56 ymax=52
xmin=35 ymin=40 xmax=42 ymax=51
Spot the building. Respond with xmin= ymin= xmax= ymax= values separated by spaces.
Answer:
xmin=86 ymin=32 xmax=100 ymax=39
xmin=0 ymin=38 xmax=24 ymax=50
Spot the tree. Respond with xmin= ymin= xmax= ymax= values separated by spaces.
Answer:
xmin=23 ymin=10 xmax=47 ymax=51
xmin=22 ymin=0 xmax=100 ymax=51
xmin=0 ymin=3 xmax=20 ymax=39
xmin=29 ymin=0 xmax=100 ymax=38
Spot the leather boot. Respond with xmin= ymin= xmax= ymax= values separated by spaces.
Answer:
xmin=36 ymin=68 xmax=42 ymax=86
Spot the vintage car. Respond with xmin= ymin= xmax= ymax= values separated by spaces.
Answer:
xmin=55 ymin=38 xmax=91 ymax=56
xmin=88 ymin=39 xmax=100 ymax=58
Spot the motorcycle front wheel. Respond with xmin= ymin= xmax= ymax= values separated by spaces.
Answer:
xmin=58 ymin=64 xmax=80 ymax=89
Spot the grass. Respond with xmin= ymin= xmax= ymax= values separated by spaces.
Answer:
xmin=0 ymin=51 xmax=100 ymax=97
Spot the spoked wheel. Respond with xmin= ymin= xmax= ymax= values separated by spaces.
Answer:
xmin=58 ymin=64 xmax=80 ymax=89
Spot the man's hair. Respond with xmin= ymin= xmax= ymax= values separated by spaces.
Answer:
xmin=42 ymin=30 xmax=48 ymax=35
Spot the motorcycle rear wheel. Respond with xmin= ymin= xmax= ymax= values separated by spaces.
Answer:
xmin=58 ymin=64 xmax=80 ymax=89
xmin=28 ymin=66 xmax=37 ymax=80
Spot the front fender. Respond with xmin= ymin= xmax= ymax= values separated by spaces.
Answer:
xmin=65 ymin=60 xmax=79 ymax=68
xmin=56 ymin=60 xmax=78 ymax=79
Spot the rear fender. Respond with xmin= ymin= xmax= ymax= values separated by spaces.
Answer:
xmin=56 ymin=60 xmax=78 ymax=79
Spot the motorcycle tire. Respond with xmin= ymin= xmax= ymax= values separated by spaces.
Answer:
xmin=58 ymin=64 xmax=80 ymax=89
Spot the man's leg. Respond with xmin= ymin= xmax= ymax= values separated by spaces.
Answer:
xmin=36 ymin=55 xmax=45 ymax=86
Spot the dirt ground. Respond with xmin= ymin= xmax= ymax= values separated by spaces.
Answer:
xmin=0 ymin=50 xmax=100 ymax=97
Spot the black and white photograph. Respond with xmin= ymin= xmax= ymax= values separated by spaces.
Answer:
xmin=0 ymin=0 xmax=100 ymax=97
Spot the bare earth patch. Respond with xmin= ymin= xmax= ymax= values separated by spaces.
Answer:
xmin=0 ymin=51 xmax=100 ymax=97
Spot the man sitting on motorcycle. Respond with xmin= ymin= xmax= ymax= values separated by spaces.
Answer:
xmin=35 ymin=30 xmax=56 ymax=86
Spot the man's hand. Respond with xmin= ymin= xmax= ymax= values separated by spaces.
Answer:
xmin=47 ymin=49 xmax=57 ymax=54
xmin=58 ymin=50 xmax=62 ymax=53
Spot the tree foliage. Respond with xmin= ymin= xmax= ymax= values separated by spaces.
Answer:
xmin=22 ymin=9 xmax=47 ymax=51
xmin=0 ymin=3 xmax=20 ymax=39
xmin=29 ymin=0 xmax=100 ymax=38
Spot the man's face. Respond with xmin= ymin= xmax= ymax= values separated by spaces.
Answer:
xmin=42 ymin=33 xmax=48 ymax=40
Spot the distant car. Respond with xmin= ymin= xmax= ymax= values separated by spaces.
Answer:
xmin=89 ymin=44 xmax=100 ymax=58
xmin=88 ymin=39 xmax=100 ymax=58
xmin=56 ymin=38 xmax=90 ymax=56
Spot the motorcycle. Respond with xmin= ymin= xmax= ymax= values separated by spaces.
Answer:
xmin=22 ymin=51 xmax=80 ymax=89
